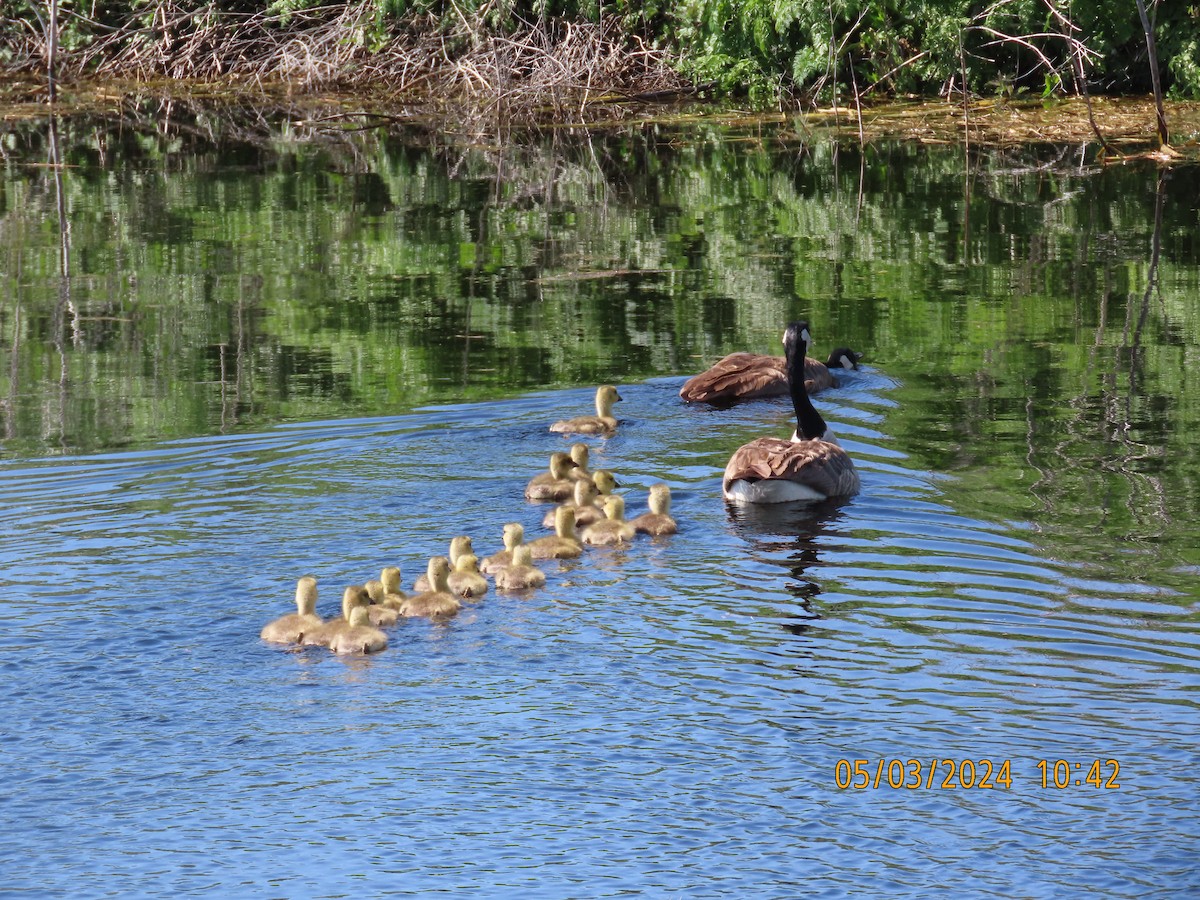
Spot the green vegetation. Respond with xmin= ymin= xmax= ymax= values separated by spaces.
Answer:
xmin=1 ymin=0 xmax=1197 ymax=105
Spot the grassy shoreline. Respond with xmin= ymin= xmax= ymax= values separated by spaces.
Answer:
xmin=4 ymin=72 xmax=1199 ymax=158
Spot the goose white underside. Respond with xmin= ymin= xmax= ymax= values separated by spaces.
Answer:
xmin=723 ymin=478 xmax=828 ymax=504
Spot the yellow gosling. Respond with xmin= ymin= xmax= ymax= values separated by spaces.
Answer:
xmin=414 ymin=535 xmax=473 ymax=590
xmin=327 ymin=606 xmax=388 ymax=655
xmin=379 ymin=566 xmax=407 ymax=610
xmin=525 ymin=451 xmax=578 ymax=502
xmin=480 ymin=523 xmax=525 ymax=574
xmin=527 ymin=504 xmax=583 ymax=560
xmin=447 ymin=553 xmax=488 ymax=599
xmin=495 ymin=544 xmax=546 ymax=591
xmin=542 ymin=477 xmax=606 ymax=529
xmin=629 ymin=483 xmax=678 ymax=536
xmin=260 ymin=576 xmax=323 ymax=644
xmin=400 ymin=557 xmax=462 ymax=621
xmin=581 ymin=495 xmax=636 ymax=545
xmin=568 ymin=442 xmax=593 ymax=482
xmin=549 ymin=385 xmax=622 ymax=436
xmin=592 ymin=469 xmax=618 ymax=500
xmin=301 ymin=586 xmax=370 ymax=647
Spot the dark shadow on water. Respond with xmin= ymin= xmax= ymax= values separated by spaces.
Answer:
xmin=726 ymin=497 xmax=856 ymax=634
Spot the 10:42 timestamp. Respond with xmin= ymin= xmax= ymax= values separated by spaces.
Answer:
xmin=1037 ymin=758 xmax=1120 ymax=789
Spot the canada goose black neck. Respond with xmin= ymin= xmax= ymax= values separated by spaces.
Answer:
xmin=784 ymin=322 xmax=827 ymax=440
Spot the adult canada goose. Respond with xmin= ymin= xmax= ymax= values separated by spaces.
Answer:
xmin=300 ymin=585 xmax=370 ymax=647
xmin=378 ymin=566 xmax=407 ymax=610
xmin=327 ymin=606 xmax=388 ymax=655
xmin=261 ymin=576 xmax=323 ymax=644
xmin=629 ymin=483 xmax=678 ymax=536
xmin=581 ymin=495 xmax=636 ymax=545
xmin=400 ymin=557 xmax=462 ymax=620
xmin=542 ymin=477 xmax=606 ymax=529
xmin=414 ymin=535 xmax=473 ymax=590
xmin=549 ymin=385 xmax=622 ymax=435
xmin=525 ymin=452 xmax=578 ymax=502
xmin=480 ymin=522 xmax=524 ymax=574
xmin=527 ymin=504 xmax=584 ymax=559
xmin=447 ymin=553 xmax=488 ymax=599
xmin=679 ymin=346 xmax=862 ymax=404
xmin=495 ymin=544 xmax=546 ymax=591
xmin=722 ymin=321 xmax=861 ymax=503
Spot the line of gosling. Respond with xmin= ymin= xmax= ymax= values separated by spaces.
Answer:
xmin=262 ymin=391 xmax=676 ymax=655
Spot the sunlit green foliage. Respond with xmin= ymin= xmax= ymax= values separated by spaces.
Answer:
xmin=1 ymin=0 xmax=1197 ymax=99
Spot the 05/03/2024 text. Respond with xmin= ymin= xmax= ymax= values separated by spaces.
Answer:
xmin=834 ymin=758 xmax=1121 ymax=790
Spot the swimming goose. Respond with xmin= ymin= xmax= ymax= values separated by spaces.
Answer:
xmin=581 ymin=495 xmax=636 ymax=545
xmin=527 ymin=504 xmax=584 ymax=559
xmin=722 ymin=321 xmax=861 ymax=503
xmin=542 ymin=477 xmax=606 ymax=529
xmin=400 ymin=557 xmax=462 ymax=620
xmin=629 ymin=483 xmax=678 ymax=535
xmin=378 ymin=566 xmax=407 ymax=610
xmin=495 ymin=544 xmax=546 ymax=591
xmin=414 ymin=535 xmax=473 ymax=590
xmin=680 ymin=346 xmax=861 ymax=404
xmin=447 ymin=553 xmax=488 ymax=599
xmin=327 ymin=606 xmax=388 ymax=655
xmin=300 ymin=585 xmax=370 ymax=646
xmin=525 ymin=452 xmax=578 ymax=502
xmin=260 ymin=576 xmax=323 ymax=644
xmin=549 ymin=385 xmax=622 ymax=435
xmin=480 ymin=522 xmax=525 ymax=574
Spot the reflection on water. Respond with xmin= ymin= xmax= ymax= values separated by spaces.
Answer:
xmin=1 ymin=373 xmax=1196 ymax=896
xmin=1 ymin=113 xmax=1199 ymax=895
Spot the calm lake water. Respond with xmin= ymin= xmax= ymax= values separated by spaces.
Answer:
xmin=1 ymin=108 xmax=1198 ymax=897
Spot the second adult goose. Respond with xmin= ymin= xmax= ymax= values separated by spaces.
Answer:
xmin=722 ymin=321 xmax=861 ymax=504
xmin=680 ymin=346 xmax=861 ymax=404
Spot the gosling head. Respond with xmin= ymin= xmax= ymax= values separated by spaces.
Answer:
xmin=448 ymin=534 xmax=474 ymax=563
xmin=347 ymin=606 xmax=372 ymax=628
xmin=341 ymin=585 xmax=370 ymax=618
xmin=647 ymin=483 xmax=672 ymax=515
xmin=573 ymin=478 xmax=598 ymax=506
xmin=592 ymin=470 xmax=618 ymax=496
xmin=511 ymin=544 xmax=534 ymax=568
xmin=294 ymin=576 xmax=318 ymax=615
xmin=548 ymin=451 xmax=577 ymax=479
xmin=426 ymin=556 xmax=453 ymax=592
xmin=602 ymin=495 xmax=627 ymax=521
xmin=569 ymin=443 xmax=591 ymax=470
xmin=380 ymin=566 xmax=402 ymax=593
xmin=596 ymin=384 xmax=622 ymax=414
xmin=502 ymin=522 xmax=525 ymax=549
xmin=454 ymin=553 xmax=481 ymax=574
xmin=363 ymin=579 xmax=385 ymax=604
xmin=554 ymin=503 xmax=579 ymax=538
